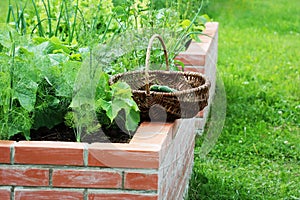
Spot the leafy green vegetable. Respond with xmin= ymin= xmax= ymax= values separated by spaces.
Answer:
xmin=0 ymin=26 xmax=83 ymax=140
xmin=13 ymin=78 xmax=38 ymax=112
xmin=97 ymin=81 xmax=140 ymax=134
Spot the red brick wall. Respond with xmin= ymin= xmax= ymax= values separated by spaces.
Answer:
xmin=0 ymin=120 xmax=194 ymax=200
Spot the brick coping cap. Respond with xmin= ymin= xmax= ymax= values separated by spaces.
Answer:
xmin=0 ymin=121 xmax=175 ymax=152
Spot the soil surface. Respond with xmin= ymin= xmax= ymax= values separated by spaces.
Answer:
xmin=11 ymin=123 xmax=132 ymax=143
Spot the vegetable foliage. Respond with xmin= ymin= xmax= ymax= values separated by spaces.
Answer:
xmin=1 ymin=0 xmax=209 ymax=141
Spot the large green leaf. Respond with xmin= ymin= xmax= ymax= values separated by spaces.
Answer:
xmin=111 ymin=81 xmax=134 ymax=99
xmin=48 ymin=53 xmax=69 ymax=66
xmin=96 ymin=81 xmax=140 ymax=132
xmin=96 ymin=99 xmax=112 ymax=116
xmin=13 ymin=77 xmax=38 ymax=112
xmin=124 ymin=108 xmax=140 ymax=132
xmin=31 ymin=37 xmax=72 ymax=55
xmin=97 ymin=98 xmax=120 ymax=123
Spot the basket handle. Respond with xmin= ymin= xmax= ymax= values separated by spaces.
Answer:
xmin=145 ymin=34 xmax=169 ymax=95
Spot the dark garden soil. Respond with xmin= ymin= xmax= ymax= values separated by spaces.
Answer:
xmin=10 ymin=123 xmax=132 ymax=143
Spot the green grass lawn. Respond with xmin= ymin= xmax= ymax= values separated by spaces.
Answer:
xmin=188 ymin=0 xmax=300 ymax=199
xmin=0 ymin=1 xmax=8 ymax=23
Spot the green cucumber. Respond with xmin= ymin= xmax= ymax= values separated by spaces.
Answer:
xmin=150 ymin=85 xmax=177 ymax=93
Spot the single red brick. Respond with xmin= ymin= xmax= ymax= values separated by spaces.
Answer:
xmin=52 ymin=169 xmax=122 ymax=188
xmin=197 ymin=34 xmax=213 ymax=43
xmin=14 ymin=141 xmax=84 ymax=166
xmin=0 ymin=141 xmax=14 ymax=164
xmin=88 ymin=192 xmax=158 ymax=200
xmin=0 ymin=167 xmax=49 ymax=186
xmin=124 ymin=171 xmax=158 ymax=190
xmin=130 ymin=133 xmax=167 ymax=147
xmin=14 ymin=189 xmax=84 ymax=200
xmin=0 ymin=188 xmax=11 ymax=199
xmin=175 ymin=52 xmax=206 ymax=66
xmin=88 ymin=143 xmax=159 ymax=169
xmin=203 ymin=22 xmax=219 ymax=37
xmin=130 ymin=122 xmax=172 ymax=145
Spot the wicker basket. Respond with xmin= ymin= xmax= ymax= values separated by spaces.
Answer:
xmin=109 ymin=34 xmax=210 ymax=121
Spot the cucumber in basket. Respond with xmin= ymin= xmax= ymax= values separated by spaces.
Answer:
xmin=150 ymin=85 xmax=177 ymax=93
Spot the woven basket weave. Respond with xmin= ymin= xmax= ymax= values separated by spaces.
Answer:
xmin=109 ymin=34 xmax=210 ymax=121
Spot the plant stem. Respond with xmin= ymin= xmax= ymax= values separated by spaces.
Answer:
xmin=6 ymin=3 xmax=13 ymax=24
xmin=47 ymin=0 xmax=51 ymax=35
xmin=63 ymin=0 xmax=71 ymax=44
xmin=8 ymin=31 xmax=15 ymax=112
xmin=31 ymin=0 xmax=44 ymax=37
xmin=70 ymin=0 xmax=79 ymax=44
xmin=41 ymin=0 xmax=52 ymax=37
xmin=16 ymin=0 xmax=28 ymax=35
xmin=7 ymin=3 xmax=18 ymax=31
xmin=54 ymin=1 xmax=64 ymax=37
xmin=91 ymin=1 xmax=101 ymax=31
xmin=99 ymin=15 xmax=113 ymax=43
xmin=77 ymin=7 xmax=87 ymax=33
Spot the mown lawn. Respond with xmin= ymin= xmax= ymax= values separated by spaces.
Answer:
xmin=0 ymin=1 xmax=8 ymax=23
xmin=188 ymin=0 xmax=300 ymax=199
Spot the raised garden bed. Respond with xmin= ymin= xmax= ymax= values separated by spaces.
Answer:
xmin=0 ymin=22 xmax=218 ymax=200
